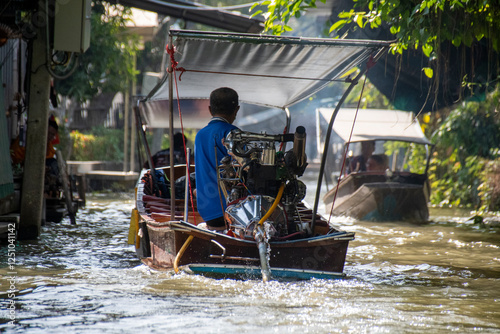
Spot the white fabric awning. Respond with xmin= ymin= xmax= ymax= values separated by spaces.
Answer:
xmin=318 ymin=108 xmax=431 ymax=145
xmin=140 ymin=30 xmax=391 ymax=127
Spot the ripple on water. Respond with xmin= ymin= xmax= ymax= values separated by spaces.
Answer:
xmin=1 ymin=194 xmax=500 ymax=333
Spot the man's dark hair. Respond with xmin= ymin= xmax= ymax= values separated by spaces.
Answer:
xmin=173 ymin=132 xmax=186 ymax=150
xmin=370 ymin=154 xmax=384 ymax=165
xmin=210 ymin=87 xmax=238 ymax=116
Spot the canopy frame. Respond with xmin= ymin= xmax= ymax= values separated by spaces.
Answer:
xmin=138 ymin=29 xmax=392 ymax=224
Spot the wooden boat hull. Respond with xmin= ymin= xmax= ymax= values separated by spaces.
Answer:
xmin=324 ymin=173 xmax=430 ymax=222
xmin=186 ymin=264 xmax=346 ymax=280
xmin=132 ymin=168 xmax=354 ymax=280
xmin=140 ymin=220 xmax=352 ymax=276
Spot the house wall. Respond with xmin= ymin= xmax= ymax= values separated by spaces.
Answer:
xmin=0 ymin=39 xmax=26 ymax=213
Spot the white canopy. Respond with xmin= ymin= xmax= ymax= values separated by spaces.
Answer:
xmin=318 ymin=108 xmax=432 ymax=145
xmin=140 ymin=30 xmax=391 ymax=127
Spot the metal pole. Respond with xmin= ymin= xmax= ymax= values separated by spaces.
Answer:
xmin=130 ymin=105 xmax=136 ymax=172
xmin=123 ymin=89 xmax=129 ymax=172
xmin=281 ymin=107 xmax=291 ymax=151
xmin=168 ymin=34 xmax=176 ymax=220
xmin=130 ymin=55 xmax=137 ymax=172
xmin=310 ymin=77 xmax=360 ymax=232
xmin=134 ymin=105 xmax=157 ymax=193
xmin=184 ymin=148 xmax=191 ymax=221
xmin=311 ymin=49 xmax=388 ymax=232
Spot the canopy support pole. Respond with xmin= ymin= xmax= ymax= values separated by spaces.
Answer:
xmin=168 ymin=34 xmax=176 ymax=221
xmin=134 ymin=105 xmax=158 ymax=194
xmin=311 ymin=49 xmax=388 ymax=232
xmin=283 ymin=107 xmax=291 ymax=150
xmin=311 ymin=77 xmax=359 ymax=231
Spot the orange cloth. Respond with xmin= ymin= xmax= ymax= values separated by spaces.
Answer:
xmin=10 ymin=137 xmax=56 ymax=165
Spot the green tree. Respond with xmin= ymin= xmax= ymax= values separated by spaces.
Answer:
xmin=256 ymin=1 xmax=500 ymax=56
xmin=255 ymin=0 xmax=500 ymax=95
xmin=429 ymin=84 xmax=500 ymax=210
xmin=54 ymin=2 xmax=139 ymax=102
xmin=256 ymin=0 xmax=500 ymax=212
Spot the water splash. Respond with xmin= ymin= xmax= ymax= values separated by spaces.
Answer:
xmin=254 ymin=223 xmax=272 ymax=282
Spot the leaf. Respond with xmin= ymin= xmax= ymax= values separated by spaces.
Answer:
xmin=422 ymin=43 xmax=433 ymax=57
xmin=452 ymin=36 xmax=461 ymax=47
xmin=340 ymin=67 xmax=359 ymax=78
xmin=463 ymin=32 xmax=473 ymax=46
xmin=329 ymin=20 xmax=346 ymax=33
xmin=390 ymin=25 xmax=400 ymax=34
xmin=355 ymin=14 xmax=364 ymax=28
xmin=250 ymin=10 xmax=262 ymax=18
xmin=423 ymin=67 xmax=433 ymax=78
xmin=338 ymin=10 xmax=354 ymax=19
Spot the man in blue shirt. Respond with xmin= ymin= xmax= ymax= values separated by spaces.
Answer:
xmin=195 ymin=87 xmax=240 ymax=231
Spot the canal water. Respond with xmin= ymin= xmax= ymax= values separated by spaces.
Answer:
xmin=1 ymin=190 xmax=499 ymax=333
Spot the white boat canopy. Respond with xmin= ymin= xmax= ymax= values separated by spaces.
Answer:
xmin=140 ymin=30 xmax=392 ymax=127
xmin=318 ymin=108 xmax=432 ymax=145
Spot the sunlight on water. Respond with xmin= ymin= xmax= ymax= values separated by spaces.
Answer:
xmin=1 ymin=193 xmax=500 ymax=333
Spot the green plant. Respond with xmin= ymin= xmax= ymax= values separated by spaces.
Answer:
xmin=429 ymin=84 xmax=500 ymax=210
xmin=55 ymin=2 xmax=139 ymax=102
xmin=69 ymin=128 xmax=124 ymax=161
xmin=383 ymin=141 xmax=429 ymax=174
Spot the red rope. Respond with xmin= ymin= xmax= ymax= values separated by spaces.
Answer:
xmin=166 ymin=45 xmax=186 ymax=80
xmin=279 ymin=126 xmax=288 ymax=151
xmin=167 ymin=44 xmax=196 ymax=224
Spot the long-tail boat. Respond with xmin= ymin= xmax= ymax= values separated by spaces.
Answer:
xmin=321 ymin=108 xmax=433 ymax=222
xmin=129 ymin=30 xmax=391 ymax=280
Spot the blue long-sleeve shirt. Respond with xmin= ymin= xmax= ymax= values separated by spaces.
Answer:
xmin=194 ymin=118 xmax=238 ymax=221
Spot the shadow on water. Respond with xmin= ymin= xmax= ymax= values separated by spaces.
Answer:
xmin=1 ymin=192 xmax=500 ymax=333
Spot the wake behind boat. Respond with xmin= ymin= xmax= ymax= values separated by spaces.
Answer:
xmin=128 ymin=30 xmax=391 ymax=280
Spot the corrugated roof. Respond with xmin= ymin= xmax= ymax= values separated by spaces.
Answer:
xmin=107 ymin=0 xmax=264 ymax=33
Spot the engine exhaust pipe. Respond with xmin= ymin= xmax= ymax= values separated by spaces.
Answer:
xmin=293 ymin=126 xmax=307 ymax=169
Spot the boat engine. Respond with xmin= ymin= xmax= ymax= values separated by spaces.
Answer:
xmin=220 ymin=126 xmax=309 ymax=240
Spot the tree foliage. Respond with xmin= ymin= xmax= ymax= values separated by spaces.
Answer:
xmin=256 ymin=1 xmax=500 ymax=57
xmin=256 ymin=0 xmax=500 ymax=212
xmin=54 ymin=2 xmax=139 ymax=102
xmin=429 ymin=84 xmax=500 ymax=210
xmin=69 ymin=127 xmax=124 ymax=161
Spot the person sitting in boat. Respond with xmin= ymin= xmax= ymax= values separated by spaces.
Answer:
xmin=194 ymin=87 xmax=240 ymax=231
xmin=144 ymin=132 xmax=191 ymax=168
xmin=347 ymin=140 xmax=375 ymax=173
xmin=366 ymin=154 xmax=388 ymax=172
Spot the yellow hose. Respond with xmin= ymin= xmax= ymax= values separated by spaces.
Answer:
xmin=258 ymin=183 xmax=285 ymax=226
xmin=174 ymin=235 xmax=194 ymax=274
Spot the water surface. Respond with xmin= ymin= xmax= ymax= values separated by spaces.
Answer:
xmin=1 ymin=192 xmax=499 ymax=333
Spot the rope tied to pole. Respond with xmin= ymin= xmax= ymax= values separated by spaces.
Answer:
xmin=166 ymin=44 xmax=186 ymax=80
xmin=167 ymin=43 xmax=196 ymax=224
